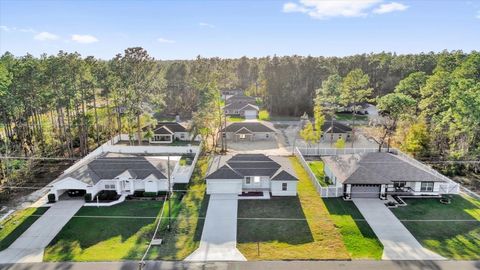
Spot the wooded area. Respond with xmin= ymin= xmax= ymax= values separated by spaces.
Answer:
xmin=0 ymin=49 xmax=479 ymax=200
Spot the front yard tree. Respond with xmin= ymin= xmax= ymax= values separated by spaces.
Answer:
xmin=313 ymin=103 xmax=325 ymax=146
xmin=376 ymin=93 xmax=416 ymax=151
xmin=316 ymin=74 xmax=342 ymax=145
xmin=340 ymin=69 xmax=373 ymax=147
xmin=300 ymin=121 xmax=316 ymax=147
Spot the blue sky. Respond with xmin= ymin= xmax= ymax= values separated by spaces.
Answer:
xmin=0 ymin=0 xmax=479 ymax=60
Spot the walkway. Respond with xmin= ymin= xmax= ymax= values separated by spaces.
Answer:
xmin=353 ymin=199 xmax=445 ymax=260
xmin=185 ymin=194 xmax=246 ymax=261
xmin=0 ymin=200 xmax=84 ymax=263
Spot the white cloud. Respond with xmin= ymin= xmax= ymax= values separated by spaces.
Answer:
xmin=373 ymin=2 xmax=408 ymax=14
xmin=157 ymin=37 xmax=175 ymax=43
xmin=1 ymin=25 xmax=36 ymax=33
xmin=0 ymin=25 xmax=11 ymax=31
xmin=199 ymin=22 xmax=215 ymax=28
xmin=34 ymin=32 xmax=60 ymax=41
xmin=283 ymin=0 xmax=408 ymax=19
xmin=71 ymin=34 xmax=99 ymax=44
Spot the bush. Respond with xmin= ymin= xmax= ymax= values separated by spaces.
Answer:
xmin=258 ymin=110 xmax=270 ymax=121
xmin=133 ymin=190 xmax=145 ymax=197
xmin=84 ymin=193 xmax=92 ymax=202
xmin=143 ymin=192 xmax=157 ymax=197
xmin=97 ymin=190 xmax=119 ymax=201
xmin=48 ymin=193 xmax=56 ymax=203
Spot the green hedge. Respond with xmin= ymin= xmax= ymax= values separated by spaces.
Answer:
xmin=84 ymin=193 xmax=92 ymax=201
xmin=143 ymin=192 xmax=157 ymax=197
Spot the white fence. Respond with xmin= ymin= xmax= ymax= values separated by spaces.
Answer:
xmin=296 ymin=146 xmax=461 ymax=196
xmin=294 ymin=147 xmax=342 ymax=198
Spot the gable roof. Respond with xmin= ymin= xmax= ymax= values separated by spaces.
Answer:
xmin=153 ymin=126 xmax=173 ymax=135
xmin=223 ymin=101 xmax=257 ymax=111
xmin=321 ymin=121 xmax=352 ymax=133
xmin=222 ymin=122 xmax=274 ymax=133
xmin=239 ymin=103 xmax=260 ymax=111
xmin=322 ymin=152 xmax=446 ymax=185
xmin=235 ymin=127 xmax=253 ymax=135
xmin=147 ymin=122 xmax=187 ymax=133
xmin=206 ymin=154 xmax=298 ymax=181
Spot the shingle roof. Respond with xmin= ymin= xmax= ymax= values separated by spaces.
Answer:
xmin=322 ymin=152 xmax=446 ymax=185
xmin=147 ymin=122 xmax=187 ymax=133
xmin=271 ymin=170 xmax=298 ymax=181
xmin=222 ymin=122 xmax=274 ymax=133
xmin=154 ymin=126 xmax=173 ymax=135
xmin=223 ymin=101 xmax=257 ymax=111
xmin=321 ymin=121 xmax=352 ymax=133
xmin=206 ymin=165 xmax=242 ymax=179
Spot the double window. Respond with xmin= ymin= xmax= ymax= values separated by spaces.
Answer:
xmin=105 ymin=184 xmax=116 ymax=190
xmin=420 ymin=182 xmax=434 ymax=192
xmin=394 ymin=181 xmax=406 ymax=188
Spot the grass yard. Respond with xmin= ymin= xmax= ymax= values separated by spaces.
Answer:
xmin=391 ymin=195 xmax=480 ymax=260
xmin=334 ymin=113 xmax=368 ymax=122
xmin=227 ymin=116 xmax=245 ymax=122
xmin=323 ymin=198 xmax=383 ymax=259
xmin=147 ymin=156 xmax=210 ymax=260
xmin=0 ymin=207 xmax=48 ymax=251
xmin=44 ymin=201 xmax=163 ymax=261
xmin=307 ymin=161 xmax=329 ymax=187
xmin=236 ymin=157 xmax=349 ymax=260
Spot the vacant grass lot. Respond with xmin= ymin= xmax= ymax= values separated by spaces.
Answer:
xmin=147 ymin=156 xmax=210 ymax=260
xmin=0 ymin=207 xmax=48 ymax=251
xmin=391 ymin=195 xmax=480 ymax=260
xmin=236 ymin=157 xmax=349 ymax=260
xmin=323 ymin=198 xmax=383 ymax=259
xmin=307 ymin=161 xmax=328 ymax=187
xmin=44 ymin=201 xmax=163 ymax=261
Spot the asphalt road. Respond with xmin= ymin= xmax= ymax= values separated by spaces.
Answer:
xmin=1 ymin=261 xmax=479 ymax=270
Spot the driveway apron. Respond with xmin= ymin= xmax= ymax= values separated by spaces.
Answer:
xmin=353 ymin=198 xmax=445 ymax=260
xmin=0 ymin=200 xmax=84 ymax=263
xmin=186 ymin=194 xmax=246 ymax=261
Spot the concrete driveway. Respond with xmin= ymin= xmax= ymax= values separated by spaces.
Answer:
xmin=353 ymin=199 xmax=445 ymax=260
xmin=0 ymin=200 xmax=84 ymax=263
xmin=186 ymin=194 xmax=246 ymax=261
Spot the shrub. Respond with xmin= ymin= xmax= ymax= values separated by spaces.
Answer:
xmin=47 ymin=193 xmax=56 ymax=203
xmin=133 ymin=190 xmax=145 ymax=197
xmin=143 ymin=192 xmax=157 ymax=197
xmin=258 ymin=110 xmax=270 ymax=121
xmin=85 ymin=193 xmax=92 ymax=202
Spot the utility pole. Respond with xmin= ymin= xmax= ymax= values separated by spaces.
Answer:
xmin=167 ymin=154 xmax=171 ymax=231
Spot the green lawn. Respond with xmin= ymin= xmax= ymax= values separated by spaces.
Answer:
xmin=323 ymin=198 xmax=383 ymax=259
xmin=227 ymin=116 xmax=245 ymax=122
xmin=391 ymin=195 xmax=480 ymax=260
xmin=307 ymin=161 xmax=329 ymax=187
xmin=334 ymin=113 xmax=368 ymax=122
xmin=44 ymin=201 xmax=163 ymax=261
xmin=236 ymin=157 xmax=350 ymax=260
xmin=0 ymin=207 xmax=48 ymax=251
xmin=147 ymin=156 xmax=210 ymax=260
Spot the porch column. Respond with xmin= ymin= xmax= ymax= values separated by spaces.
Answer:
xmin=380 ymin=184 xmax=387 ymax=200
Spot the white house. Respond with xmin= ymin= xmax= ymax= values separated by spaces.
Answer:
xmin=321 ymin=152 xmax=457 ymax=199
xmin=206 ymin=154 xmax=298 ymax=197
xmin=144 ymin=122 xmax=191 ymax=143
xmin=48 ymin=153 xmax=181 ymax=201
xmin=221 ymin=122 xmax=275 ymax=142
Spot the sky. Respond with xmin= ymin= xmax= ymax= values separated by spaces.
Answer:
xmin=0 ymin=0 xmax=479 ymax=60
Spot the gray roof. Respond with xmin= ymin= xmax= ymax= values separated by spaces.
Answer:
xmin=321 ymin=120 xmax=352 ymax=133
xmin=58 ymin=153 xmax=177 ymax=185
xmin=206 ymin=154 xmax=298 ymax=181
xmin=223 ymin=101 xmax=258 ymax=112
xmin=222 ymin=122 xmax=274 ymax=133
xmin=322 ymin=152 xmax=446 ymax=185
xmin=226 ymin=94 xmax=256 ymax=103
xmin=147 ymin=122 xmax=187 ymax=133
xmin=153 ymin=126 xmax=173 ymax=135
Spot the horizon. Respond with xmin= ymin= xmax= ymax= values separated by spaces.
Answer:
xmin=1 ymin=0 xmax=479 ymax=60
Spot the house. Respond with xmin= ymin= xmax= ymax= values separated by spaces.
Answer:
xmin=321 ymin=152 xmax=454 ymax=199
xmin=144 ymin=122 xmax=190 ymax=143
xmin=223 ymin=94 xmax=259 ymax=119
xmin=221 ymin=122 xmax=275 ymax=141
xmin=48 ymin=153 xmax=180 ymax=201
xmin=206 ymin=154 xmax=298 ymax=196
xmin=320 ymin=120 xmax=353 ymax=142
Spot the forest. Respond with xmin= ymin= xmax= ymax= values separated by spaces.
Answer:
xmin=0 ymin=49 xmax=479 ymax=201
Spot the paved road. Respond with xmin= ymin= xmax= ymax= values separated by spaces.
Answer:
xmin=0 ymin=200 xmax=84 ymax=264
xmin=185 ymin=194 xmax=246 ymax=261
xmin=353 ymin=198 xmax=445 ymax=260
xmin=1 ymin=260 xmax=479 ymax=270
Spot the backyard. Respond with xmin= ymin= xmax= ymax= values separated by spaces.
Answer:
xmin=307 ymin=160 xmax=329 ymax=187
xmin=391 ymin=195 xmax=480 ymax=260
xmin=43 ymin=201 xmax=164 ymax=261
xmin=0 ymin=207 xmax=48 ymax=251
xmin=323 ymin=198 xmax=383 ymax=259
xmin=236 ymin=157 xmax=350 ymax=260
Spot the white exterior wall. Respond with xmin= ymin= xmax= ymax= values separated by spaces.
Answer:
xmin=206 ymin=179 xmax=243 ymax=194
xmin=173 ymin=132 xmax=190 ymax=141
xmin=271 ymin=181 xmax=297 ymax=196
xmin=242 ymin=176 xmax=270 ymax=189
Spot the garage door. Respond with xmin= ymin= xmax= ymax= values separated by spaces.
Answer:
xmin=244 ymin=110 xmax=257 ymax=119
xmin=351 ymin=184 xmax=380 ymax=198
xmin=207 ymin=181 xmax=242 ymax=194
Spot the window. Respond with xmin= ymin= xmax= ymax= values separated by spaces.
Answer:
xmin=394 ymin=181 xmax=406 ymax=188
xmin=245 ymin=177 xmax=251 ymax=184
xmin=239 ymin=134 xmax=246 ymax=139
xmin=105 ymin=184 xmax=116 ymax=190
xmin=253 ymin=176 xmax=261 ymax=183
xmin=222 ymin=133 xmax=226 ymax=138
xmin=266 ymin=134 xmax=269 ymax=138
xmin=180 ymin=134 xmax=185 ymax=139
xmin=420 ymin=182 xmax=434 ymax=192
xmin=282 ymin=183 xmax=288 ymax=191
